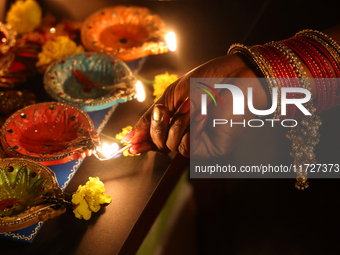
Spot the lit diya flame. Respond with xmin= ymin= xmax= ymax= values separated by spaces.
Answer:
xmin=102 ymin=142 xmax=119 ymax=158
xmin=136 ymin=80 xmax=146 ymax=102
xmin=93 ymin=142 xmax=132 ymax=161
xmin=66 ymin=132 xmax=132 ymax=160
xmin=166 ymin=31 xmax=177 ymax=52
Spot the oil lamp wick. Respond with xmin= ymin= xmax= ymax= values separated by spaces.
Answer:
xmin=93 ymin=144 xmax=132 ymax=161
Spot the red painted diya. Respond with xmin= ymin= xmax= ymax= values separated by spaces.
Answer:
xmin=1 ymin=102 xmax=99 ymax=166
xmin=81 ymin=6 xmax=169 ymax=62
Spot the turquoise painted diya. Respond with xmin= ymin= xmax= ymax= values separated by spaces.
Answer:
xmin=44 ymin=52 xmax=137 ymax=112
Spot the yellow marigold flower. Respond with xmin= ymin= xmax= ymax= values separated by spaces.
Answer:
xmin=6 ymin=0 xmax=42 ymax=34
xmin=115 ymin=126 xmax=140 ymax=157
xmin=72 ymin=177 xmax=111 ymax=220
xmin=36 ymin=36 xmax=84 ymax=69
xmin=115 ymin=126 xmax=133 ymax=140
xmin=153 ymin=72 xmax=178 ymax=102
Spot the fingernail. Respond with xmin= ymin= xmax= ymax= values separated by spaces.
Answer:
xmin=121 ymin=127 xmax=136 ymax=143
xmin=179 ymin=97 xmax=191 ymax=114
xmin=129 ymin=144 xmax=139 ymax=154
xmin=153 ymin=105 xmax=164 ymax=122
xmin=194 ymin=113 xmax=206 ymax=121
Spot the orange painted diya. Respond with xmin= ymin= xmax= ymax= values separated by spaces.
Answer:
xmin=81 ymin=6 xmax=169 ymax=62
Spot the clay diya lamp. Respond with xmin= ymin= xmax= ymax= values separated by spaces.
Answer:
xmin=0 ymin=158 xmax=66 ymax=232
xmin=1 ymin=102 xmax=99 ymax=166
xmin=0 ymin=23 xmax=38 ymax=88
xmin=44 ymin=52 xmax=137 ymax=112
xmin=81 ymin=5 xmax=170 ymax=72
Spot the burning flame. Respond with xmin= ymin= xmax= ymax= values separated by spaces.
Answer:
xmin=102 ymin=142 xmax=119 ymax=158
xmin=136 ymin=80 xmax=146 ymax=102
xmin=166 ymin=31 xmax=176 ymax=52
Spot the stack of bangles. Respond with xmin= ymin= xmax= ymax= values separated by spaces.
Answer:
xmin=228 ymin=29 xmax=340 ymax=190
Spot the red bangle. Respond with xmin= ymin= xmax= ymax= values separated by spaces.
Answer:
xmin=254 ymin=45 xmax=300 ymax=119
xmin=265 ymin=44 xmax=303 ymax=118
xmin=282 ymin=40 xmax=326 ymax=113
xmin=296 ymin=29 xmax=340 ymax=108
xmin=292 ymin=37 xmax=335 ymax=111
xmin=295 ymin=35 xmax=340 ymax=108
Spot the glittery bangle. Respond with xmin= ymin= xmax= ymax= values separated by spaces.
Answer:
xmin=267 ymin=41 xmax=312 ymax=96
xmin=228 ymin=39 xmax=321 ymax=190
xmin=282 ymin=40 xmax=327 ymax=113
xmin=297 ymin=29 xmax=340 ymax=107
xmin=297 ymin=29 xmax=340 ymax=57
xmin=266 ymin=44 xmax=304 ymax=118
xmin=227 ymin=43 xmax=281 ymax=119
xmin=256 ymin=44 xmax=307 ymax=119
xmin=296 ymin=33 xmax=340 ymax=107
xmin=267 ymin=41 xmax=319 ymax=190
xmin=254 ymin=45 xmax=296 ymax=119
xmin=293 ymin=36 xmax=336 ymax=111
xmin=296 ymin=35 xmax=340 ymax=76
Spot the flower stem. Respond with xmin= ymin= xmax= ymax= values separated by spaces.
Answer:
xmin=63 ymin=192 xmax=72 ymax=197
xmin=100 ymin=133 xmax=122 ymax=143
xmin=134 ymin=73 xmax=154 ymax=86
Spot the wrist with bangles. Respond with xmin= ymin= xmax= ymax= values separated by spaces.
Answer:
xmin=228 ymin=29 xmax=340 ymax=189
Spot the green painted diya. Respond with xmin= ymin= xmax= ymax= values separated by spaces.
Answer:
xmin=0 ymin=158 xmax=65 ymax=232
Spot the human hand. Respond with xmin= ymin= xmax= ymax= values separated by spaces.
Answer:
xmin=122 ymin=54 xmax=267 ymax=158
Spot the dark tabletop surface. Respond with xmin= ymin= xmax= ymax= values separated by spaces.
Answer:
xmin=1 ymin=0 xmax=340 ymax=254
